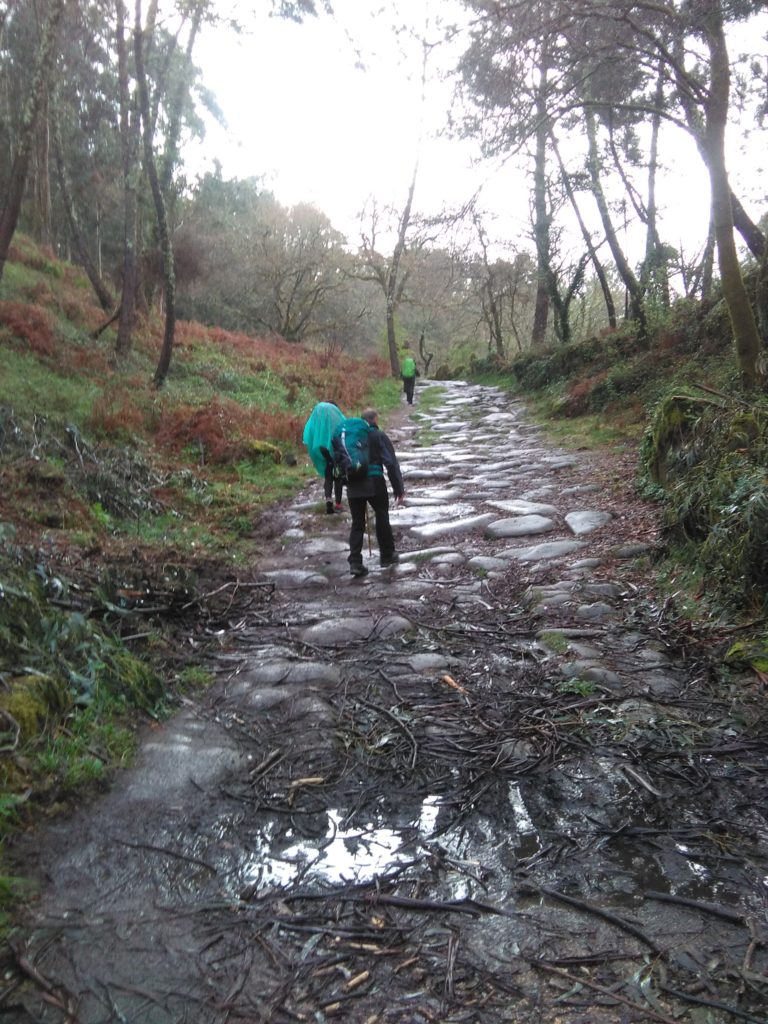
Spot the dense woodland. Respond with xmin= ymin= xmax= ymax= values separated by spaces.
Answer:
xmin=1 ymin=1 xmax=767 ymax=386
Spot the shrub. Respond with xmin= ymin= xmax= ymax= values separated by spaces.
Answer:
xmin=642 ymin=389 xmax=768 ymax=611
xmin=0 ymin=301 xmax=56 ymax=355
xmin=156 ymin=397 xmax=303 ymax=463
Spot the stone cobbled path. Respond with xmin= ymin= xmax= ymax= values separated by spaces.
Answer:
xmin=9 ymin=380 xmax=768 ymax=1024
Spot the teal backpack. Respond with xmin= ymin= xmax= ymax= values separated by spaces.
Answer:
xmin=332 ymin=417 xmax=375 ymax=483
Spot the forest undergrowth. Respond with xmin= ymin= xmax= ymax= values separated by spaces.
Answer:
xmin=0 ymin=235 xmax=398 ymax=917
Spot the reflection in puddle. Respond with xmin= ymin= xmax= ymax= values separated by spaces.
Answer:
xmin=508 ymin=783 xmax=537 ymax=835
xmin=242 ymin=797 xmax=445 ymax=889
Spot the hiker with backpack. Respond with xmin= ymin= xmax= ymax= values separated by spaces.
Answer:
xmin=302 ymin=401 xmax=345 ymax=514
xmin=400 ymin=344 xmax=419 ymax=405
xmin=331 ymin=408 xmax=405 ymax=577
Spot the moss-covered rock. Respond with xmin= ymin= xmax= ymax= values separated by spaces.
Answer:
xmin=0 ymin=674 xmax=71 ymax=742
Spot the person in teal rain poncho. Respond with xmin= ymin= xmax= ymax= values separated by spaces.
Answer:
xmin=303 ymin=402 xmax=345 ymax=513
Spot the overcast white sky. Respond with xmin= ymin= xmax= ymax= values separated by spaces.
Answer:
xmin=189 ymin=0 xmax=535 ymax=247
xmin=188 ymin=1 xmax=765 ymax=264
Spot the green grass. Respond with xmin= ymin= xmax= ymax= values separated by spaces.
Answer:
xmin=526 ymin=393 xmax=641 ymax=448
xmin=366 ymin=377 xmax=402 ymax=415
xmin=538 ymin=630 xmax=570 ymax=654
xmin=0 ymin=348 xmax=99 ymax=423
xmin=416 ymin=384 xmax=446 ymax=411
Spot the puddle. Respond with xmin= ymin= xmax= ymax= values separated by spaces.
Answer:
xmin=237 ymin=799 xmax=442 ymax=891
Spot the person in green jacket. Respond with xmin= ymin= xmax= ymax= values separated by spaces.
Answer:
xmin=400 ymin=343 xmax=419 ymax=405
xmin=302 ymin=401 xmax=345 ymax=513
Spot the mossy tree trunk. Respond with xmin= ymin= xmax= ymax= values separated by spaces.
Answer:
xmin=700 ymin=3 xmax=761 ymax=390
xmin=134 ymin=0 xmax=176 ymax=387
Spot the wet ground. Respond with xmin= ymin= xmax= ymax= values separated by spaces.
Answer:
xmin=7 ymin=381 xmax=768 ymax=1023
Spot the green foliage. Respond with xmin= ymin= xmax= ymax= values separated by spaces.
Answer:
xmin=557 ymin=678 xmax=595 ymax=696
xmin=642 ymin=390 xmax=768 ymax=612
xmin=416 ymin=385 xmax=446 ymax=411
xmin=90 ymin=502 xmax=113 ymax=531
xmin=725 ymin=635 xmax=768 ymax=674
xmin=0 ymin=565 xmax=163 ymax=712
xmin=0 ymin=348 xmax=99 ymax=423
xmin=364 ymin=376 xmax=402 ymax=414
xmin=177 ymin=666 xmax=214 ymax=691
xmin=538 ymin=630 xmax=570 ymax=654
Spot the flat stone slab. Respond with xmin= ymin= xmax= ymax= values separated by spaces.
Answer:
xmin=391 ymin=504 xmax=475 ymax=527
xmin=299 ymin=538 xmax=350 ymax=555
xmin=487 ymin=500 xmax=559 ymax=517
xmin=124 ymin=711 xmax=247 ymax=800
xmin=565 ymin=510 xmax=613 ymax=535
xmin=576 ymin=602 xmax=616 ymax=622
xmin=402 ymin=469 xmax=454 ymax=481
xmin=409 ymin=488 xmax=464 ymax=501
xmin=411 ymin=512 xmax=496 ymax=541
xmin=507 ymin=540 xmax=588 ymax=562
xmin=561 ymin=484 xmax=601 ymax=496
xmin=561 ymin=663 xmax=623 ymax=687
xmin=300 ymin=615 xmax=412 ymax=646
xmin=261 ymin=569 xmax=328 ymax=588
xmin=407 ymin=652 xmax=456 ymax=672
xmin=468 ymin=556 xmax=509 ymax=571
xmin=431 ymin=552 xmax=466 ymax=565
xmin=232 ymin=660 xmax=341 ymax=687
xmin=399 ymin=546 xmax=461 ymax=562
xmin=486 ymin=515 xmax=556 ymax=539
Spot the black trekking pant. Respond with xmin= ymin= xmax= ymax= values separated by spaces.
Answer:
xmin=323 ymin=455 xmax=343 ymax=504
xmin=403 ymin=375 xmax=416 ymax=404
xmin=348 ymin=478 xmax=395 ymax=565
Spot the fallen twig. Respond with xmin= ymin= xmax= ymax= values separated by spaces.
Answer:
xmin=533 ymin=885 xmax=661 ymax=953
xmin=528 ymin=961 xmax=678 ymax=1024
xmin=645 ymin=889 xmax=746 ymax=924
xmin=112 ymin=837 xmax=217 ymax=873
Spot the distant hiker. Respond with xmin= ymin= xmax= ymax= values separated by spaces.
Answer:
xmin=332 ymin=408 xmax=405 ymax=577
xmin=400 ymin=344 xmax=419 ymax=405
xmin=302 ymin=401 xmax=345 ymax=513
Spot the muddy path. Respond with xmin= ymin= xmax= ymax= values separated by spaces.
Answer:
xmin=7 ymin=382 xmax=768 ymax=1023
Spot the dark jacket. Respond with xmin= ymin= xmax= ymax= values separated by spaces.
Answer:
xmin=346 ymin=425 xmax=405 ymax=500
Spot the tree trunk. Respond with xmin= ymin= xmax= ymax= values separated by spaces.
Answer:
xmin=531 ymin=63 xmax=550 ymax=348
xmin=386 ymin=161 xmax=418 ymax=376
xmin=135 ymin=0 xmax=176 ymax=387
xmin=474 ymin=213 xmax=505 ymax=357
xmin=700 ymin=3 xmax=761 ymax=390
xmin=640 ymin=68 xmax=670 ymax=308
xmin=0 ymin=0 xmax=65 ymax=284
xmin=52 ymin=105 xmax=115 ymax=312
xmin=160 ymin=3 xmax=203 ymax=201
xmin=730 ymin=190 xmax=764 ymax=260
xmin=551 ymin=130 xmax=616 ymax=329
xmin=584 ymin=105 xmax=647 ymax=338
xmin=35 ymin=91 xmax=52 ymax=247
xmin=115 ymin=0 xmax=140 ymax=357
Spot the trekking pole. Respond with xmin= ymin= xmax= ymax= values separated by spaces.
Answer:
xmin=365 ymin=506 xmax=372 ymax=556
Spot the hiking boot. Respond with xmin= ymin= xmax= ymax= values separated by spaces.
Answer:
xmin=334 ymin=503 xmax=344 ymax=512
xmin=349 ymin=562 xmax=369 ymax=577
xmin=326 ymin=500 xmax=334 ymax=514
xmin=380 ymin=553 xmax=399 ymax=567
